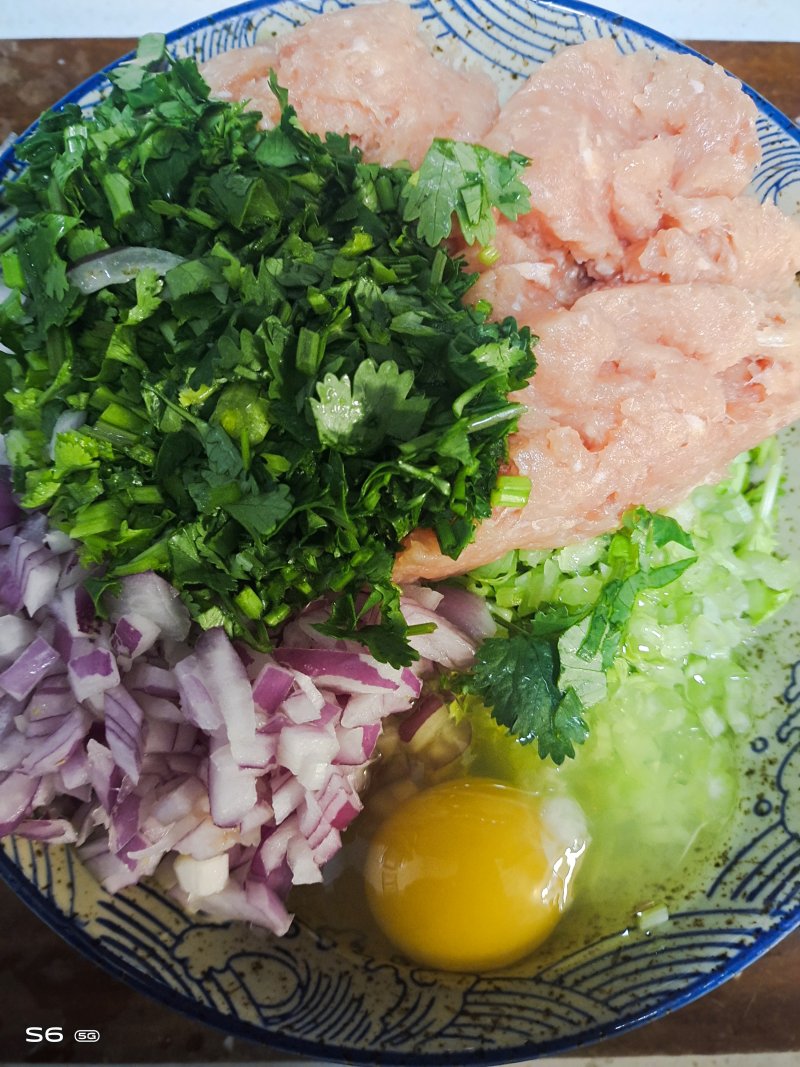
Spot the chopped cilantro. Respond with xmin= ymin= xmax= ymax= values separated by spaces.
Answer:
xmin=0 ymin=36 xmax=536 ymax=666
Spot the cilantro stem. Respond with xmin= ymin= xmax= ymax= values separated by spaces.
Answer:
xmin=396 ymin=460 xmax=451 ymax=496
xmin=375 ymin=174 xmax=398 ymax=212
xmin=430 ymin=248 xmax=447 ymax=289
xmin=466 ymin=403 xmax=526 ymax=433
xmin=69 ymin=499 xmax=126 ymax=538
xmin=240 ymin=427 xmax=251 ymax=471
xmin=98 ymin=401 xmax=148 ymax=434
xmin=264 ymin=604 xmax=292 ymax=627
xmin=144 ymin=384 xmax=205 ymax=431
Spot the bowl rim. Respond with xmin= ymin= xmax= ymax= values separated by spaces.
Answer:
xmin=2 ymin=0 xmax=800 ymax=1062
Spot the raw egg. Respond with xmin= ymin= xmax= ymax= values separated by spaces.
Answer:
xmin=364 ymin=777 xmax=588 ymax=971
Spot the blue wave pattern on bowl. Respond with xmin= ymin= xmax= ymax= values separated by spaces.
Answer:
xmin=2 ymin=1 xmax=800 ymax=1061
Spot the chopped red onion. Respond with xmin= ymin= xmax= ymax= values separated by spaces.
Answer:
xmin=174 ymin=853 xmax=229 ymax=899
xmin=0 ymin=616 xmax=36 ymax=666
xmin=401 ymin=584 xmax=444 ymax=611
xmin=108 ymin=793 xmax=142 ymax=854
xmin=429 ymin=583 xmax=498 ymax=643
xmin=125 ymin=662 xmax=180 ymax=700
xmin=0 ymin=636 xmax=61 ymax=701
xmin=21 ymin=707 xmax=89 ymax=776
xmin=275 ymin=647 xmax=405 ymax=692
xmin=22 ymin=554 xmax=62 ymax=617
xmin=252 ymin=663 xmax=294 ymax=713
xmin=177 ymin=819 xmax=240 ymax=862
xmin=333 ymin=722 xmax=380 ymax=765
xmin=58 ymin=748 xmax=91 ymax=793
xmin=0 ymin=771 xmax=39 ymax=834
xmin=277 ymin=723 xmax=339 ymax=792
xmin=15 ymin=818 xmax=79 ymax=844
xmin=112 ymin=613 xmax=161 ymax=662
xmin=54 ymin=585 xmax=97 ymax=638
xmin=173 ymin=656 xmax=224 ymax=733
xmin=104 ymin=686 xmax=145 ymax=784
xmin=398 ymin=694 xmax=446 ymax=743
xmin=400 ymin=596 xmax=478 ymax=669
xmin=0 ymin=486 xmax=482 ymax=936
xmin=195 ymin=628 xmax=257 ymax=762
xmin=271 ymin=774 xmax=305 ymax=826
xmin=67 ymin=640 xmax=120 ymax=703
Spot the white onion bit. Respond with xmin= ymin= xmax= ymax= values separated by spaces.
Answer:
xmin=67 ymin=247 xmax=186 ymax=295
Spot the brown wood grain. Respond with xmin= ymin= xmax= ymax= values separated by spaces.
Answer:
xmin=687 ymin=40 xmax=800 ymax=121
xmin=1 ymin=33 xmax=799 ymax=1064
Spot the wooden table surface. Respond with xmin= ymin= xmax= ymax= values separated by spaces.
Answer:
xmin=1 ymin=35 xmax=800 ymax=1065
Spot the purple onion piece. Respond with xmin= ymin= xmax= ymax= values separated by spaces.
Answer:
xmin=107 ymin=572 xmax=190 ymax=642
xmin=0 ymin=771 xmax=39 ymax=834
xmin=104 ymin=686 xmax=145 ymax=784
xmin=252 ymin=663 xmax=294 ymax=713
xmin=0 ymin=636 xmax=62 ymax=702
xmin=274 ymin=647 xmax=402 ymax=692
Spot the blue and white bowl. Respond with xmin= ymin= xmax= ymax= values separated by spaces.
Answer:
xmin=2 ymin=1 xmax=800 ymax=1061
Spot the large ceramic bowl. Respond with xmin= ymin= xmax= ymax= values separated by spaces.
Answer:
xmin=2 ymin=1 xmax=800 ymax=1062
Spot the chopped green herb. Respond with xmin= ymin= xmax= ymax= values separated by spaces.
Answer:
xmin=402 ymin=139 xmax=531 ymax=247
xmin=460 ymin=629 xmax=589 ymax=764
xmin=0 ymin=36 xmax=537 ymax=666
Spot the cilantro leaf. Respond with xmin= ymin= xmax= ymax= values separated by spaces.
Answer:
xmin=402 ymin=139 xmax=531 ymax=247
xmin=461 ymin=631 xmax=589 ymax=764
xmin=224 ymin=487 xmax=293 ymax=541
xmin=577 ymin=508 xmax=696 ymax=668
xmin=310 ymin=359 xmax=429 ymax=454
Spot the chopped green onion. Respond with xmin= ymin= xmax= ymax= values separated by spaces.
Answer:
xmin=491 ymin=474 xmax=531 ymax=509
xmin=296 ymin=326 xmax=322 ymax=376
xmin=478 ymin=244 xmax=501 ymax=267
xmin=101 ymin=172 xmax=135 ymax=224
xmin=636 ymin=903 xmax=670 ymax=932
xmin=235 ymin=586 xmax=264 ymax=620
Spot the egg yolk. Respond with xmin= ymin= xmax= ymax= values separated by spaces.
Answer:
xmin=364 ymin=777 xmax=587 ymax=972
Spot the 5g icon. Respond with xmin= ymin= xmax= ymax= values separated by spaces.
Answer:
xmin=74 ymin=1029 xmax=101 ymax=1043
